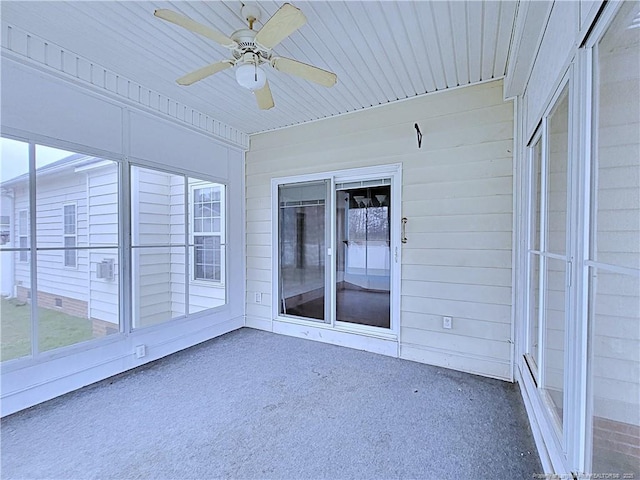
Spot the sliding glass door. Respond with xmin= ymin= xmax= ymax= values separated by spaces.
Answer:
xmin=335 ymin=183 xmax=391 ymax=328
xmin=275 ymin=168 xmax=399 ymax=333
xmin=588 ymin=2 xmax=640 ymax=474
xmin=525 ymin=80 xmax=571 ymax=444
xmin=277 ymin=181 xmax=329 ymax=321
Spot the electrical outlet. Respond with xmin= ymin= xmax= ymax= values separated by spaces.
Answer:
xmin=443 ymin=316 xmax=452 ymax=329
xmin=255 ymin=292 xmax=262 ymax=304
xmin=135 ymin=345 xmax=146 ymax=359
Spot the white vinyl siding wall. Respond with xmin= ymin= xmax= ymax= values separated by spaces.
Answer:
xmin=591 ymin=22 xmax=640 ymax=431
xmin=169 ymin=176 xmax=186 ymax=317
xmin=131 ymin=169 xmax=226 ymax=328
xmin=11 ymin=163 xmax=120 ymax=323
xmin=33 ymin=170 xmax=88 ymax=303
xmin=87 ymin=164 xmax=119 ymax=325
xmin=165 ymin=178 xmax=226 ymax=317
xmin=132 ymin=167 xmax=177 ymax=326
xmin=246 ymin=80 xmax=514 ymax=380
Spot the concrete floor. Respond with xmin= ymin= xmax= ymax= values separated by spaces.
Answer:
xmin=2 ymin=328 xmax=542 ymax=479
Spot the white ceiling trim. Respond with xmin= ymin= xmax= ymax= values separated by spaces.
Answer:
xmin=1 ymin=23 xmax=250 ymax=150
xmin=254 ymin=75 xmax=507 ymax=137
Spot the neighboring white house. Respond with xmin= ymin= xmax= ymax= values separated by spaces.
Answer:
xmin=2 ymin=155 xmax=117 ymax=334
xmin=1 ymin=155 xmax=226 ymax=335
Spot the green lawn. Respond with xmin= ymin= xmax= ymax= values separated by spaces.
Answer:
xmin=1 ymin=297 xmax=93 ymax=362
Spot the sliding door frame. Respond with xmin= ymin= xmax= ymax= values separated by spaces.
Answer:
xmin=271 ymin=163 xmax=402 ymax=340
xmin=521 ymin=68 xmax=577 ymax=471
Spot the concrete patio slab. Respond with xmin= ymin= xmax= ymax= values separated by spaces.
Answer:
xmin=1 ymin=328 xmax=541 ymax=479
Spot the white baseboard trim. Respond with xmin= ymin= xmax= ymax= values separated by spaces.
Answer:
xmin=245 ymin=315 xmax=273 ymax=332
xmin=400 ymin=342 xmax=512 ymax=381
xmin=272 ymin=319 xmax=399 ymax=357
xmin=1 ymin=315 xmax=244 ymax=417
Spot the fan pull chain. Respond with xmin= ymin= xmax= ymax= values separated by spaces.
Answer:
xmin=254 ymin=54 xmax=258 ymax=82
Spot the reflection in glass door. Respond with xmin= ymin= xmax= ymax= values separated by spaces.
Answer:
xmin=542 ymin=86 xmax=569 ymax=433
xmin=335 ymin=184 xmax=391 ymax=328
xmin=278 ymin=181 xmax=328 ymax=321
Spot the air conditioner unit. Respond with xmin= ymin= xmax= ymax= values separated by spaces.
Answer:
xmin=96 ymin=259 xmax=114 ymax=281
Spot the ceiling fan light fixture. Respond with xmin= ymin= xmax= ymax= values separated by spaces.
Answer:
xmin=235 ymin=63 xmax=266 ymax=91
xmin=155 ymin=3 xmax=336 ymax=109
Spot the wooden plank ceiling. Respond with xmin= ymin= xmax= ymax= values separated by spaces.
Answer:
xmin=1 ymin=1 xmax=518 ymax=135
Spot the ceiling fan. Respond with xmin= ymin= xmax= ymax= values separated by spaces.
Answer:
xmin=154 ymin=3 xmax=337 ymax=110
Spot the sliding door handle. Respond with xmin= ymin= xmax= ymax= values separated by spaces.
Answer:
xmin=401 ymin=217 xmax=408 ymax=244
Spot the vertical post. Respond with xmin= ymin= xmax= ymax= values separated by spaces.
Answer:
xmin=184 ymin=176 xmax=189 ymax=317
xmin=28 ymin=142 xmax=38 ymax=356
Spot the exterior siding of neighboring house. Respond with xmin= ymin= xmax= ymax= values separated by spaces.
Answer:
xmin=131 ymin=168 xmax=225 ymax=328
xmin=6 ymin=157 xmax=120 ymax=336
xmin=133 ymin=167 xmax=178 ymax=326
xmin=5 ymin=159 xmax=226 ymax=333
xmin=86 ymin=163 xmax=119 ymax=333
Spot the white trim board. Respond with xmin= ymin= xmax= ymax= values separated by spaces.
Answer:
xmin=1 ymin=23 xmax=249 ymax=150
xmin=516 ymin=365 xmax=554 ymax=474
xmin=272 ymin=319 xmax=399 ymax=358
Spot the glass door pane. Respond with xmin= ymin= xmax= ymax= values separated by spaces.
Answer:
xmin=546 ymin=91 xmax=569 ymax=256
xmin=590 ymin=2 xmax=640 ymax=475
xmin=278 ymin=181 xmax=327 ymax=321
xmin=336 ymin=185 xmax=390 ymax=328
xmin=542 ymin=85 xmax=570 ymax=434
xmin=527 ymin=136 xmax=543 ymax=375
xmin=529 ymin=253 xmax=541 ymax=372
xmin=542 ymin=256 xmax=567 ymax=427
xmin=590 ymin=270 xmax=639 ymax=475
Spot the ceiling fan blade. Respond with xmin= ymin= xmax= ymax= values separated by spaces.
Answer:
xmin=176 ymin=61 xmax=233 ymax=86
xmin=255 ymin=80 xmax=275 ymax=110
xmin=154 ymin=9 xmax=237 ymax=48
xmin=254 ymin=3 xmax=307 ymax=50
xmin=272 ymin=57 xmax=337 ymax=87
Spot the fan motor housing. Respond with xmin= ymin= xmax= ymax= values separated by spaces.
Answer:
xmin=231 ymin=29 xmax=270 ymax=62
